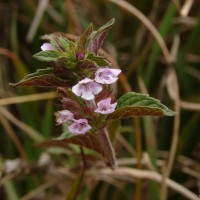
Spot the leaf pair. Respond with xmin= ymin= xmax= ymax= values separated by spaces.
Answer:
xmin=12 ymin=19 xmax=115 ymax=88
xmin=39 ymin=92 xmax=175 ymax=167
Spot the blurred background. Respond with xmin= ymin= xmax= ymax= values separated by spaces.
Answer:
xmin=0 ymin=0 xmax=200 ymax=199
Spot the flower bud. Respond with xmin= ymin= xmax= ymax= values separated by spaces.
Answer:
xmin=41 ymin=43 xmax=54 ymax=51
xmin=76 ymin=52 xmax=85 ymax=60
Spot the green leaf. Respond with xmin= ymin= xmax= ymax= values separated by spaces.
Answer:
xmin=33 ymin=50 xmax=64 ymax=62
xmin=11 ymin=68 xmax=69 ymax=87
xmin=87 ymin=53 xmax=110 ymax=66
xmin=98 ymin=18 xmax=115 ymax=32
xmin=145 ymin=3 xmax=176 ymax=85
xmin=25 ymin=68 xmax=53 ymax=78
xmin=88 ymin=18 xmax=115 ymax=54
xmin=109 ymin=92 xmax=175 ymax=120
xmin=76 ymin=59 xmax=97 ymax=70
xmin=75 ymin=55 xmax=110 ymax=72
xmin=50 ymin=37 xmax=70 ymax=51
xmin=66 ymin=169 xmax=84 ymax=200
xmin=11 ymin=74 xmax=69 ymax=87
xmin=3 ymin=180 xmax=19 ymax=200
xmin=77 ymin=23 xmax=93 ymax=51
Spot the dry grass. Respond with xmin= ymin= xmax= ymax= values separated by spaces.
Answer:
xmin=0 ymin=0 xmax=200 ymax=199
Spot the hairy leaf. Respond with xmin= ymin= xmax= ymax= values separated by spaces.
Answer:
xmin=87 ymin=53 xmax=110 ymax=66
xmin=77 ymin=23 xmax=93 ymax=51
xmin=88 ymin=18 xmax=115 ymax=54
xmin=11 ymin=74 xmax=69 ymax=87
xmin=11 ymin=68 xmax=69 ymax=87
xmin=51 ymin=37 xmax=69 ymax=51
xmin=38 ymin=133 xmax=105 ymax=157
xmin=76 ymin=59 xmax=97 ymax=70
xmin=25 ymin=68 xmax=54 ymax=78
xmin=33 ymin=50 xmax=64 ymax=62
xmin=109 ymin=92 xmax=175 ymax=119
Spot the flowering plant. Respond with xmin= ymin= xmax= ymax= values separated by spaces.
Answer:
xmin=12 ymin=19 xmax=174 ymax=168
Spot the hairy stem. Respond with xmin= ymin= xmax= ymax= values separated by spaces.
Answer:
xmin=99 ymin=128 xmax=118 ymax=169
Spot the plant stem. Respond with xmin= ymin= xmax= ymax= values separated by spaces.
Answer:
xmin=99 ymin=128 xmax=118 ymax=169
xmin=133 ymin=118 xmax=142 ymax=200
xmin=80 ymin=147 xmax=87 ymax=168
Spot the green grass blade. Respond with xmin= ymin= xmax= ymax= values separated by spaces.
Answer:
xmin=144 ymin=2 xmax=176 ymax=85
xmin=3 ymin=181 xmax=19 ymax=200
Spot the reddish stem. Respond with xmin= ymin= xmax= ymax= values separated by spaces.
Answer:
xmin=99 ymin=128 xmax=117 ymax=169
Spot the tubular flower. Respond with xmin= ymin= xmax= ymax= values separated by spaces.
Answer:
xmin=95 ymin=67 xmax=121 ymax=84
xmin=94 ymin=97 xmax=117 ymax=114
xmin=72 ymin=78 xmax=102 ymax=100
xmin=41 ymin=43 xmax=54 ymax=51
xmin=68 ymin=119 xmax=91 ymax=135
xmin=56 ymin=110 xmax=74 ymax=125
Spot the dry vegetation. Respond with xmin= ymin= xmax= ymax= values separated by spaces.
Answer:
xmin=0 ymin=0 xmax=200 ymax=200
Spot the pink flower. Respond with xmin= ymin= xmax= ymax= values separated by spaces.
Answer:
xmin=95 ymin=68 xmax=121 ymax=84
xmin=72 ymin=78 xmax=102 ymax=100
xmin=68 ymin=119 xmax=91 ymax=135
xmin=56 ymin=110 xmax=74 ymax=125
xmin=94 ymin=97 xmax=117 ymax=114
xmin=41 ymin=43 xmax=54 ymax=51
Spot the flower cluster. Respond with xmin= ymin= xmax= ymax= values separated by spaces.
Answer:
xmin=55 ymin=64 xmax=121 ymax=135
xmin=41 ymin=28 xmax=121 ymax=135
xmin=56 ymin=111 xmax=91 ymax=136
xmin=42 ymin=40 xmax=121 ymax=135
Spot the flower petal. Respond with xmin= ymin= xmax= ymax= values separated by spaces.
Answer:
xmin=110 ymin=69 xmax=121 ymax=76
xmin=79 ymin=77 xmax=93 ymax=84
xmin=91 ymin=82 xmax=102 ymax=95
xmin=41 ymin=43 xmax=54 ymax=51
xmin=95 ymin=97 xmax=117 ymax=114
xmin=56 ymin=110 xmax=74 ymax=125
xmin=95 ymin=67 xmax=121 ymax=84
xmin=81 ymin=89 xmax=95 ymax=100
xmin=72 ymin=84 xmax=82 ymax=96
xmin=68 ymin=119 xmax=91 ymax=135
xmin=72 ymin=78 xmax=102 ymax=100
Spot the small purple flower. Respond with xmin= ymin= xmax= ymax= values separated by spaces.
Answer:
xmin=76 ymin=52 xmax=85 ymax=60
xmin=41 ymin=43 xmax=54 ymax=51
xmin=56 ymin=110 xmax=74 ymax=125
xmin=68 ymin=119 xmax=91 ymax=135
xmin=95 ymin=67 xmax=121 ymax=84
xmin=72 ymin=78 xmax=102 ymax=100
xmin=95 ymin=97 xmax=117 ymax=114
